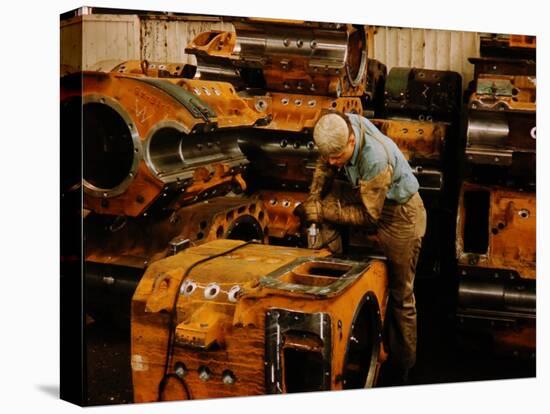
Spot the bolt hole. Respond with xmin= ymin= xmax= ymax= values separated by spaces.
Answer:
xmin=519 ymin=210 xmax=530 ymax=219
xmin=174 ymin=362 xmax=187 ymax=378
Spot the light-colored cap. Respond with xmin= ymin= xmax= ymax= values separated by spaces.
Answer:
xmin=313 ymin=113 xmax=350 ymax=156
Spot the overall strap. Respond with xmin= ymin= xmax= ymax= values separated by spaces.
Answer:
xmin=355 ymin=117 xmax=393 ymax=175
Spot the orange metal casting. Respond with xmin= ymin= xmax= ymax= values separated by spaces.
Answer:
xmin=371 ymin=118 xmax=447 ymax=162
xmin=61 ymin=71 xmax=269 ymax=217
xmin=131 ymin=239 xmax=388 ymax=401
xmin=258 ymin=191 xmax=308 ymax=238
xmin=456 ymin=182 xmax=535 ymax=280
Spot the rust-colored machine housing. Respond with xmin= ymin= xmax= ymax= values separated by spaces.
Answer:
xmin=371 ymin=118 xmax=447 ymax=192
xmin=131 ymin=240 xmax=388 ymax=400
xmin=458 ymin=37 xmax=536 ymax=357
xmin=456 ymin=183 xmax=535 ymax=278
xmin=62 ymin=71 xmax=269 ymax=217
xmin=465 ymin=73 xmax=535 ymax=178
xmin=456 ymin=182 xmax=535 ymax=355
xmin=84 ymin=196 xmax=271 ymax=319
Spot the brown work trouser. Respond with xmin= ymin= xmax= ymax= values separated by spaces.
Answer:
xmin=313 ymin=183 xmax=427 ymax=370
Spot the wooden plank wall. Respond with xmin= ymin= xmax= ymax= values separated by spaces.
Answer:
xmin=370 ymin=26 xmax=481 ymax=88
xmin=60 ymin=16 xmax=83 ymax=71
xmin=61 ymin=14 xmax=140 ymax=71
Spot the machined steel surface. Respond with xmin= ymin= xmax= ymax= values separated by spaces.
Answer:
xmin=265 ymin=309 xmax=332 ymax=393
xmin=144 ymin=123 xmax=249 ymax=184
xmin=259 ymin=257 xmax=371 ymax=297
xmin=465 ymin=110 xmax=535 ymax=171
xmin=413 ymin=166 xmax=444 ymax=192
xmin=341 ymin=291 xmax=382 ymax=388
xmin=467 ymin=111 xmax=509 ymax=147
xmin=458 ymin=273 xmax=536 ymax=315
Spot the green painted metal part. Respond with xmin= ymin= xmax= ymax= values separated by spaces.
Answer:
xmin=476 ymin=78 xmax=514 ymax=96
xmin=385 ymin=67 xmax=412 ymax=100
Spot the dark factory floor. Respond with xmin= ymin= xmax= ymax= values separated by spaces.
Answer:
xmin=85 ymin=277 xmax=535 ymax=406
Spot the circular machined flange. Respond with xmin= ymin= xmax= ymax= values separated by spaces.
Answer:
xmin=225 ymin=214 xmax=264 ymax=241
xmin=82 ymin=94 xmax=142 ymax=198
xmin=342 ymin=291 xmax=382 ymax=389
xmin=345 ymin=27 xmax=368 ymax=88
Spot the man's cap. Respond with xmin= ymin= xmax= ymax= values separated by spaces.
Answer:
xmin=313 ymin=113 xmax=350 ymax=156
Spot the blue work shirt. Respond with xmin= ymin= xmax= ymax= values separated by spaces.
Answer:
xmin=343 ymin=114 xmax=419 ymax=203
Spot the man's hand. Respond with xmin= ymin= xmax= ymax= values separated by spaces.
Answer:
xmin=293 ymin=197 xmax=323 ymax=224
xmin=302 ymin=198 xmax=323 ymax=223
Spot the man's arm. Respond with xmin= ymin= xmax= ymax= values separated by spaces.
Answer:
xmin=321 ymin=165 xmax=392 ymax=226
xmin=309 ymin=157 xmax=336 ymax=200
xmin=298 ymin=158 xmax=337 ymax=224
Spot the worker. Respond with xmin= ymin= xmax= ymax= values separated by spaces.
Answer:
xmin=296 ymin=111 xmax=427 ymax=385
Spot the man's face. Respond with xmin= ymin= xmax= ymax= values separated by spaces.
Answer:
xmin=327 ymin=133 xmax=356 ymax=168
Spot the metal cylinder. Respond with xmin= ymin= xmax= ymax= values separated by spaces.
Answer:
xmin=144 ymin=125 xmax=247 ymax=183
xmin=458 ymin=277 xmax=536 ymax=314
xmin=237 ymin=25 xmax=347 ymax=63
xmin=466 ymin=111 xmax=509 ymax=147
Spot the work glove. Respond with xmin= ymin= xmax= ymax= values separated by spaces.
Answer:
xmin=309 ymin=158 xmax=336 ymax=199
xmin=322 ymin=198 xmax=375 ymax=226
xmin=293 ymin=197 xmax=323 ymax=224
xmin=302 ymin=198 xmax=323 ymax=223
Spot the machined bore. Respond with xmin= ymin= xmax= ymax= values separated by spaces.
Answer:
xmin=82 ymin=96 xmax=141 ymax=198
